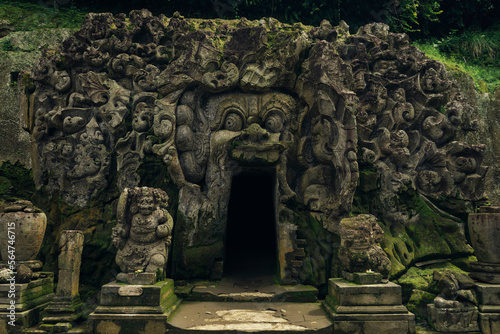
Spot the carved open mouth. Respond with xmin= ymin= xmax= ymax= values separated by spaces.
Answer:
xmin=230 ymin=141 xmax=285 ymax=165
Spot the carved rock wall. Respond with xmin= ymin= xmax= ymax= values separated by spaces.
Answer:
xmin=25 ymin=12 xmax=488 ymax=284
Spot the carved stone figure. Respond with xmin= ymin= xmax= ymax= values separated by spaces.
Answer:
xmin=27 ymin=11 xmax=487 ymax=284
xmin=338 ymin=214 xmax=391 ymax=279
xmin=428 ymin=269 xmax=479 ymax=332
xmin=112 ymin=187 xmax=173 ymax=275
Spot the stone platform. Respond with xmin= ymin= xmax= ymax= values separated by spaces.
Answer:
xmin=88 ymin=279 xmax=180 ymax=334
xmin=167 ymin=301 xmax=333 ymax=333
xmin=0 ymin=274 xmax=54 ymax=334
xmin=181 ymin=274 xmax=319 ymax=303
xmin=475 ymin=283 xmax=500 ymax=334
xmin=323 ymin=278 xmax=415 ymax=334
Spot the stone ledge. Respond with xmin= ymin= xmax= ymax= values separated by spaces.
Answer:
xmin=328 ymin=278 xmax=402 ymax=306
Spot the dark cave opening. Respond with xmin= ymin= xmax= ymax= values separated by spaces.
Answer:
xmin=224 ymin=169 xmax=277 ymax=277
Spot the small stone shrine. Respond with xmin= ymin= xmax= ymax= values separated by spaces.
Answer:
xmin=89 ymin=187 xmax=179 ymax=334
xmin=468 ymin=207 xmax=500 ymax=334
xmin=0 ymin=200 xmax=54 ymax=334
xmin=323 ymin=214 xmax=416 ymax=334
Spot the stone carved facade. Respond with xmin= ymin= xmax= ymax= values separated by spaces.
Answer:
xmin=26 ymin=11 xmax=487 ymax=284
xmin=112 ymin=187 xmax=173 ymax=274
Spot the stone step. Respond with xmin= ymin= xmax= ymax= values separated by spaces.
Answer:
xmin=187 ymin=284 xmax=318 ymax=303
xmin=167 ymin=301 xmax=333 ymax=333
xmin=180 ymin=275 xmax=319 ymax=303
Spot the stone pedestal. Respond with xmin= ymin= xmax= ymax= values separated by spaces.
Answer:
xmin=427 ymin=304 xmax=480 ymax=332
xmin=323 ymin=278 xmax=415 ymax=334
xmin=40 ymin=230 xmax=84 ymax=332
xmin=89 ymin=279 xmax=180 ymax=334
xmin=468 ymin=207 xmax=500 ymax=333
xmin=475 ymin=283 xmax=500 ymax=334
xmin=0 ymin=274 xmax=54 ymax=334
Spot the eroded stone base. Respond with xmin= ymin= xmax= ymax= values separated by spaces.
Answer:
xmin=0 ymin=301 xmax=50 ymax=334
xmin=91 ymin=313 xmax=170 ymax=334
xmin=89 ymin=279 xmax=180 ymax=334
xmin=475 ymin=283 xmax=500 ymax=334
xmin=480 ymin=312 xmax=500 ymax=334
xmin=0 ymin=275 xmax=54 ymax=333
xmin=427 ymin=304 xmax=479 ymax=332
xmin=323 ymin=278 xmax=415 ymax=334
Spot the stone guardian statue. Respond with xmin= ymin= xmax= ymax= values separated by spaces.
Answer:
xmin=112 ymin=187 xmax=173 ymax=276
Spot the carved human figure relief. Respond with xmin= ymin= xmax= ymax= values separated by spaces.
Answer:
xmin=112 ymin=187 xmax=173 ymax=274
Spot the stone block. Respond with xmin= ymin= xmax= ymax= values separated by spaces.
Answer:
xmin=469 ymin=272 xmax=500 ymax=284
xmin=428 ymin=304 xmax=479 ymax=332
xmin=0 ymin=301 xmax=50 ymax=334
xmin=116 ymin=272 xmax=157 ymax=285
xmin=99 ymin=279 xmax=175 ymax=308
xmin=90 ymin=313 xmax=169 ymax=334
xmin=327 ymin=311 xmax=416 ymax=334
xmin=342 ymin=271 xmax=383 ymax=284
xmin=475 ymin=283 xmax=500 ymax=306
xmin=480 ymin=312 xmax=500 ymax=334
xmin=328 ymin=278 xmax=402 ymax=306
xmin=0 ymin=275 xmax=54 ymax=306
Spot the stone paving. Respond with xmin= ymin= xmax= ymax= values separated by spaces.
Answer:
xmin=167 ymin=301 xmax=332 ymax=333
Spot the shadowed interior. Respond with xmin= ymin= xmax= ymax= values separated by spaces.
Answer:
xmin=224 ymin=169 xmax=277 ymax=277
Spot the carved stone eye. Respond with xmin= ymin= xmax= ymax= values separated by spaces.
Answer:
xmin=224 ymin=113 xmax=243 ymax=131
xmin=265 ymin=113 xmax=284 ymax=133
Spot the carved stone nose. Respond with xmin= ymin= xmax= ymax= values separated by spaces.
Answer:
xmin=241 ymin=123 xmax=270 ymax=142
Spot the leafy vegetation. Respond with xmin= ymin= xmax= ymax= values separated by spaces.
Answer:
xmin=4 ymin=0 xmax=498 ymax=38
xmin=414 ymin=26 xmax=500 ymax=93
xmin=0 ymin=1 xmax=87 ymax=31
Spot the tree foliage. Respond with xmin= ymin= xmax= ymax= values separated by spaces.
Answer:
xmin=6 ymin=0 xmax=499 ymax=38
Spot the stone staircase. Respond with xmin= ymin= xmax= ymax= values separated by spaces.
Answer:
xmin=167 ymin=274 xmax=333 ymax=333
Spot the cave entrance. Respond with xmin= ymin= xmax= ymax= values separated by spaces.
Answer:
xmin=224 ymin=169 xmax=277 ymax=278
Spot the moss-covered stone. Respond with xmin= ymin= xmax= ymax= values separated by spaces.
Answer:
xmin=406 ymin=289 xmax=437 ymax=320
xmin=397 ymin=262 xmax=468 ymax=303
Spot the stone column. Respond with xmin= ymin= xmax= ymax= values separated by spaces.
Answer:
xmin=55 ymin=230 xmax=84 ymax=299
xmin=468 ymin=206 xmax=500 ymax=334
xmin=40 ymin=230 xmax=84 ymax=332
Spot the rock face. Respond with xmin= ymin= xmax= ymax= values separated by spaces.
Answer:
xmin=26 ymin=11 xmax=487 ymax=284
xmin=0 ymin=29 xmax=75 ymax=167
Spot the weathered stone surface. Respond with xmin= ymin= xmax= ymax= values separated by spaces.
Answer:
xmin=0 ymin=200 xmax=46 ymax=265
xmin=99 ymin=280 xmax=175 ymax=308
xmin=41 ymin=230 xmax=85 ymax=328
xmin=427 ymin=269 xmax=479 ymax=332
xmin=342 ymin=271 xmax=384 ymax=285
xmin=89 ymin=278 xmax=180 ymax=333
xmin=0 ymin=29 xmax=75 ymax=167
xmin=468 ymin=207 xmax=500 ymax=264
xmin=428 ymin=304 xmax=479 ymax=332
xmin=338 ymin=214 xmax=390 ymax=279
xmin=480 ymin=312 xmax=500 ymax=334
xmin=475 ymin=283 xmax=500 ymax=306
xmin=324 ymin=278 xmax=415 ymax=334
xmin=112 ymin=187 xmax=173 ymax=277
xmin=0 ymin=274 xmax=54 ymax=310
xmin=328 ymin=278 xmax=402 ymax=306
xmin=55 ymin=230 xmax=84 ymax=298
xmin=25 ymin=12 xmax=487 ymax=284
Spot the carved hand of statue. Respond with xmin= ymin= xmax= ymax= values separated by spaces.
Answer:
xmin=112 ymin=224 xmax=128 ymax=249
xmin=156 ymin=223 xmax=171 ymax=238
